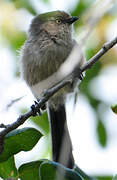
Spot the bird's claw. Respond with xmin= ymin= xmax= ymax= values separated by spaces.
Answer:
xmin=31 ymin=101 xmax=42 ymax=116
xmin=71 ymin=68 xmax=84 ymax=87
xmin=31 ymin=101 xmax=47 ymax=116
xmin=79 ymin=72 xmax=84 ymax=80
xmin=73 ymin=68 xmax=84 ymax=80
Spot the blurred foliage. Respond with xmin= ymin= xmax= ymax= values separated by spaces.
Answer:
xmin=71 ymin=0 xmax=94 ymax=17
xmin=31 ymin=112 xmax=50 ymax=136
xmin=40 ymin=0 xmax=50 ymax=3
xmin=0 ymin=0 xmax=117 ymax=179
xmin=0 ymin=1 xmax=26 ymax=51
xmin=79 ymin=62 xmax=108 ymax=146
xmin=111 ymin=104 xmax=117 ymax=114
xmin=113 ymin=175 xmax=117 ymax=180
xmin=96 ymin=119 xmax=107 ymax=147
xmin=96 ymin=177 xmax=112 ymax=180
xmin=8 ymin=0 xmax=37 ymax=15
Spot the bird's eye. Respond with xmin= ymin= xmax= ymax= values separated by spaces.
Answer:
xmin=56 ymin=19 xmax=61 ymax=24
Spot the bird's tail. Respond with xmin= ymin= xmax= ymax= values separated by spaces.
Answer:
xmin=48 ymin=104 xmax=74 ymax=169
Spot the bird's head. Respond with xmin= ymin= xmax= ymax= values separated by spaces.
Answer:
xmin=29 ymin=11 xmax=78 ymax=40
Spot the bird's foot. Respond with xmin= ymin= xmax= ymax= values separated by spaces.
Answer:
xmin=31 ymin=101 xmax=47 ymax=116
xmin=70 ymin=68 xmax=84 ymax=87
xmin=79 ymin=71 xmax=84 ymax=81
xmin=73 ymin=68 xmax=84 ymax=80
xmin=31 ymin=101 xmax=42 ymax=116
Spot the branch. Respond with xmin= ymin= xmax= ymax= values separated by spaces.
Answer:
xmin=81 ymin=36 xmax=117 ymax=72
xmin=0 ymin=35 xmax=117 ymax=153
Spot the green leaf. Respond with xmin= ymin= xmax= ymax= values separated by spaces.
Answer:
xmin=96 ymin=120 xmax=107 ymax=147
xmin=111 ymin=104 xmax=117 ymax=114
xmin=74 ymin=165 xmax=94 ymax=180
xmin=18 ymin=160 xmax=44 ymax=180
xmin=31 ymin=112 xmax=50 ymax=135
xmin=0 ymin=127 xmax=42 ymax=162
xmin=39 ymin=161 xmax=83 ymax=180
xmin=0 ymin=156 xmax=18 ymax=179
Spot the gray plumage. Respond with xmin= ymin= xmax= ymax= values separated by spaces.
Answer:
xmin=20 ymin=10 xmax=85 ymax=168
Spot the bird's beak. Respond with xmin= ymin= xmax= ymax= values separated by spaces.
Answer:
xmin=66 ymin=16 xmax=79 ymax=24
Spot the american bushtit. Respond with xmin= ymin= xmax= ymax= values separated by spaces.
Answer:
xmin=20 ymin=10 xmax=85 ymax=168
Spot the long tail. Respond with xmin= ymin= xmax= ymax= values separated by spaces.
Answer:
xmin=48 ymin=104 xmax=74 ymax=168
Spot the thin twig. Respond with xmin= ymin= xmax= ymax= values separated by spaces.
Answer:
xmin=0 ymin=124 xmax=8 ymax=128
xmin=0 ymin=35 xmax=117 ymax=153
xmin=81 ymin=36 xmax=117 ymax=72
xmin=5 ymin=96 xmax=25 ymax=110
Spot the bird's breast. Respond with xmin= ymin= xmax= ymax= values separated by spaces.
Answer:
xmin=38 ymin=40 xmax=72 ymax=78
xmin=21 ymin=36 xmax=73 ymax=88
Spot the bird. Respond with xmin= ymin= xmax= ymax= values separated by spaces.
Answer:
xmin=20 ymin=10 xmax=85 ymax=169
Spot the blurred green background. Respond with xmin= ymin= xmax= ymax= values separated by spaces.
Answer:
xmin=0 ymin=0 xmax=117 ymax=179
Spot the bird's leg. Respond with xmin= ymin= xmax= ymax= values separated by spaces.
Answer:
xmin=70 ymin=67 xmax=84 ymax=87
